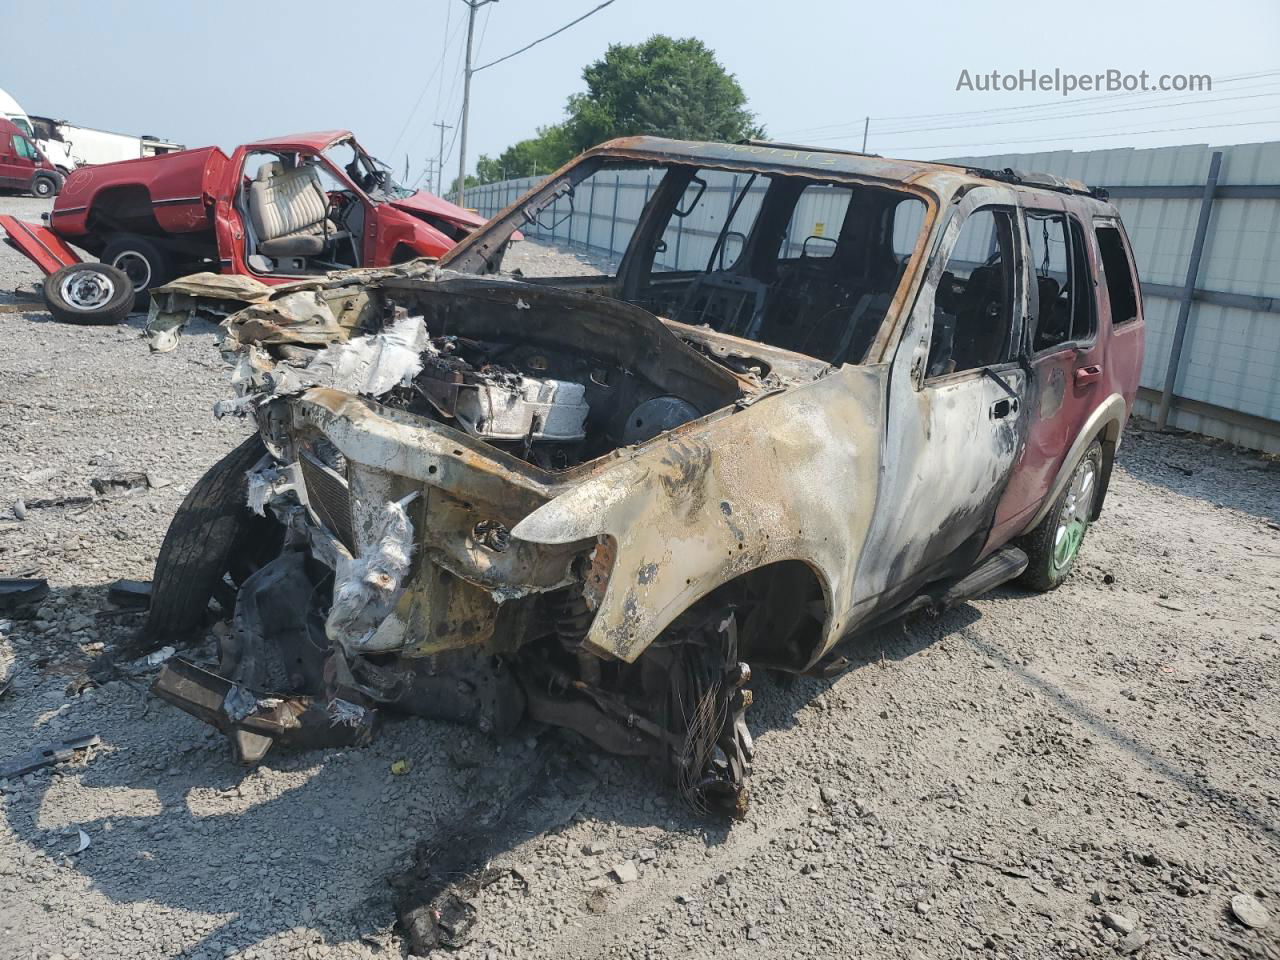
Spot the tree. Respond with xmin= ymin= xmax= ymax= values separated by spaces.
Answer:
xmin=474 ymin=35 xmax=761 ymax=183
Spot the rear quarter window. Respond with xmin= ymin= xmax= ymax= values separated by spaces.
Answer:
xmin=1095 ymin=224 xmax=1140 ymax=325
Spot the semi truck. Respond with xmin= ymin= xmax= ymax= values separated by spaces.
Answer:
xmin=0 ymin=87 xmax=181 ymax=175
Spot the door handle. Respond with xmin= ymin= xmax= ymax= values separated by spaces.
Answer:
xmin=1074 ymin=364 xmax=1103 ymax=386
xmin=989 ymin=396 xmax=1019 ymax=420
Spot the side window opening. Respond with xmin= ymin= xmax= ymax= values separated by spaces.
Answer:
xmin=1026 ymin=211 xmax=1094 ymax=350
xmin=1095 ymin=224 xmax=1140 ymax=325
xmin=927 ymin=208 xmax=1016 ymax=379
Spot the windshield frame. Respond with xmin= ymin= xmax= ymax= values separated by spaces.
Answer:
xmin=439 ymin=148 xmax=940 ymax=366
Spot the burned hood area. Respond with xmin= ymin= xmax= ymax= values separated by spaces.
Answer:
xmin=145 ymin=264 xmax=823 ymax=821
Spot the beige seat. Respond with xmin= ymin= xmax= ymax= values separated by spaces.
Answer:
xmin=247 ymin=161 xmax=342 ymax=258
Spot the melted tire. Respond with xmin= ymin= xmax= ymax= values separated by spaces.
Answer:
xmin=1017 ymin=438 xmax=1103 ymax=592
xmin=140 ymin=434 xmax=270 ymax=652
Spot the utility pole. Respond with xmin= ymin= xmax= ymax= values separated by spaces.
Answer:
xmin=432 ymin=120 xmax=453 ymax=196
xmin=457 ymin=0 xmax=497 ymax=207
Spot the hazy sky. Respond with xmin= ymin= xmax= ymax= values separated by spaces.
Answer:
xmin=6 ymin=0 xmax=1279 ymax=187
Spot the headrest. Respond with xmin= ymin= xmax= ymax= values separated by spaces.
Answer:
xmin=255 ymin=161 xmax=284 ymax=182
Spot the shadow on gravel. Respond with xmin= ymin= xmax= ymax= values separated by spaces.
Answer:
xmin=1 ymin=593 xmax=1000 ymax=958
xmin=1119 ymin=424 xmax=1279 ymax=525
xmin=961 ymin=620 xmax=1280 ymax=852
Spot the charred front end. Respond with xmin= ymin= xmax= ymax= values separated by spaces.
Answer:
xmin=152 ymin=273 xmax=761 ymax=815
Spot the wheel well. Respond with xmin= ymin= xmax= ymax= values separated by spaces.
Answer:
xmin=690 ymin=560 xmax=831 ymax=672
xmin=390 ymin=242 xmax=420 ymax=265
xmin=1091 ymin=418 xmax=1122 ymax=521
xmin=87 ymin=184 xmax=163 ymax=238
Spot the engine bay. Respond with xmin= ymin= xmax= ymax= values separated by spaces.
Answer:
xmin=384 ymin=333 xmax=705 ymax=471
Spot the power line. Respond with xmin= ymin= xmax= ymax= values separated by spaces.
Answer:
xmin=388 ymin=8 xmax=467 ymax=161
xmin=472 ymin=0 xmax=617 ymax=73
xmin=878 ymin=117 xmax=1280 ymax=154
xmin=805 ymin=89 xmax=1280 ymax=144
xmin=777 ymin=67 xmax=1280 ymax=138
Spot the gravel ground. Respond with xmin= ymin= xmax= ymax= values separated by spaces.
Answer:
xmin=1 ymin=206 xmax=1278 ymax=960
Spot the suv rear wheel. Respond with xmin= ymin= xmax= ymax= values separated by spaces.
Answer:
xmin=102 ymin=235 xmax=173 ymax=311
xmin=1018 ymin=438 xmax=1103 ymax=592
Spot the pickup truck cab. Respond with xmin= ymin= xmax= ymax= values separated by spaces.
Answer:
xmin=0 ymin=117 xmax=61 ymax=198
xmin=0 ymin=129 xmax=486 ymax=323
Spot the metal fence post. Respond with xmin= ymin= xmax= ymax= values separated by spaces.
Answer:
xmin=1157 ymin=150 xmax=1222 ymax=430
xmin=608 ymin=174 xmax=620 ymax=257
xmin=586 ymin=177 xmax=597 ymax=251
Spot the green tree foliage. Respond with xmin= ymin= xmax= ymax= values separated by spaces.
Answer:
xmin=474 ymin=35 xmax=760 ymax=184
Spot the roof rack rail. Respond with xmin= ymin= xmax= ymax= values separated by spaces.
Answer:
xmin=736 ymin=138 xmax=880 ymax=159
xmin=948 ymin=163 xmax=1108 ymax=200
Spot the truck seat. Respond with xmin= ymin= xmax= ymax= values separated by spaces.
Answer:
xmin=248 ymin=161 xmax=342 ymax=257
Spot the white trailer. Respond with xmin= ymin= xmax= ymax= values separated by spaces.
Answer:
xmin=33 ymin=119 xmax=183 ymax=167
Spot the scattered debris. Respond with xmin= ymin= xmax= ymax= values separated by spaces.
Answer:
xmin=391 ymin=758 xmax=411 ymax=776
xmin=20 ymin=467 xmax=61 ymax=485
xmin=15 ymin=494 xmax=95 ymax=511
xmin=950 ymin=851 xmax=1032 ymax=879
xmin=0 ymin=732 xmax=100 ymax=779
xmin=134 ymin=645 xmax=175 ymax=670
xmin=392 ymin=744 xmax=594 ymax=954
xmin=0 ymin=578 xmax=49 ymax=613
xmin=1230 ymin=893 xmax=1272 ymax=929
xmin=74 ymin=829 xmax=91 ymax=854
xmin=1102 ymin=911 xmax=1136 ymax=935
xmin=151 ymin=658 xmax=375 ymax=765
xmin=107 ymin=579 xmax=152 ymax=609
xmin=611 ymin=861 xmax=640 ymax=884
xmin=89 ymin=471 xmax=150 ymax=498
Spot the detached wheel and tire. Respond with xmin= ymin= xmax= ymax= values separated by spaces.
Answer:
xmin=43 ymin=262 xmax=135 ymax=325
xmin=1018 ymin=438 xmax=1103 ymax=591
xmin=30 ymin=173 xmax=59 ymax=198
xmin=102 ymin=235 xmax=173 ymax=311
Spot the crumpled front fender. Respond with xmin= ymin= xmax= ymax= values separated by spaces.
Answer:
xmin=511 ymin=366 xmax=889 ymax=664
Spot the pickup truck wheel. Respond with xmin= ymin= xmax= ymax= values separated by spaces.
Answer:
xmin=42 ymin=262 xmax=135 ymax=325
xmin=31 ymin=173 xmax=58 ymax=198
xmin=102 ymin=235 xmax=172 ymax=311
xmin=1017 ymin=438 xmax=1103 ymax=592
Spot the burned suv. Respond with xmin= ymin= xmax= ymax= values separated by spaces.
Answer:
xmin=145 ymin=137 xmax=1145 ymax=817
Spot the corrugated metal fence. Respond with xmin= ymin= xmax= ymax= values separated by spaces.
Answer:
xmin=468 ymin=141 xmax=1280 ymax=452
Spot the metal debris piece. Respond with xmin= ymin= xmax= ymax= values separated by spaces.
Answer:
xmin=107 ymin=579 xmax=152 ymax=610
xmin=150 ymin=658 xmax=375 ymax=765
xmin=0 ymin=578 xmax=49 ymax=613
xmin=390 ymin=759 xmax=411 ymax=775
xmin=90 ymin=472 xmax=149 ymax=498
xmin=0 ymin=732 xmax=100 ymax=779
xmin=74 ymin=829 xmax=91 ymax=854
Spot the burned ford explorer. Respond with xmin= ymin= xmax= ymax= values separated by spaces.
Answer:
xmin=145 ymin=137 xmax=1145 ymax=817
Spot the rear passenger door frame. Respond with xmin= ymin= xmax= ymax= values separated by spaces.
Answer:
xmin=985 ymin=200 xmax=1106 ymax=548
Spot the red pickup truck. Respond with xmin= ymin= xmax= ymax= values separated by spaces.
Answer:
xmin=0 ymin=129 xmax=485 ymax=323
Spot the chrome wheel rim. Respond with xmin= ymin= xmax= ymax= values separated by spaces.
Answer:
xmin=110 ymin=251 xmax=152 ymax=292
xmin=59 ymin=269 xmax=116 ymax=310
xmin=1052 ymin=457 xmax=1097 ymax=571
